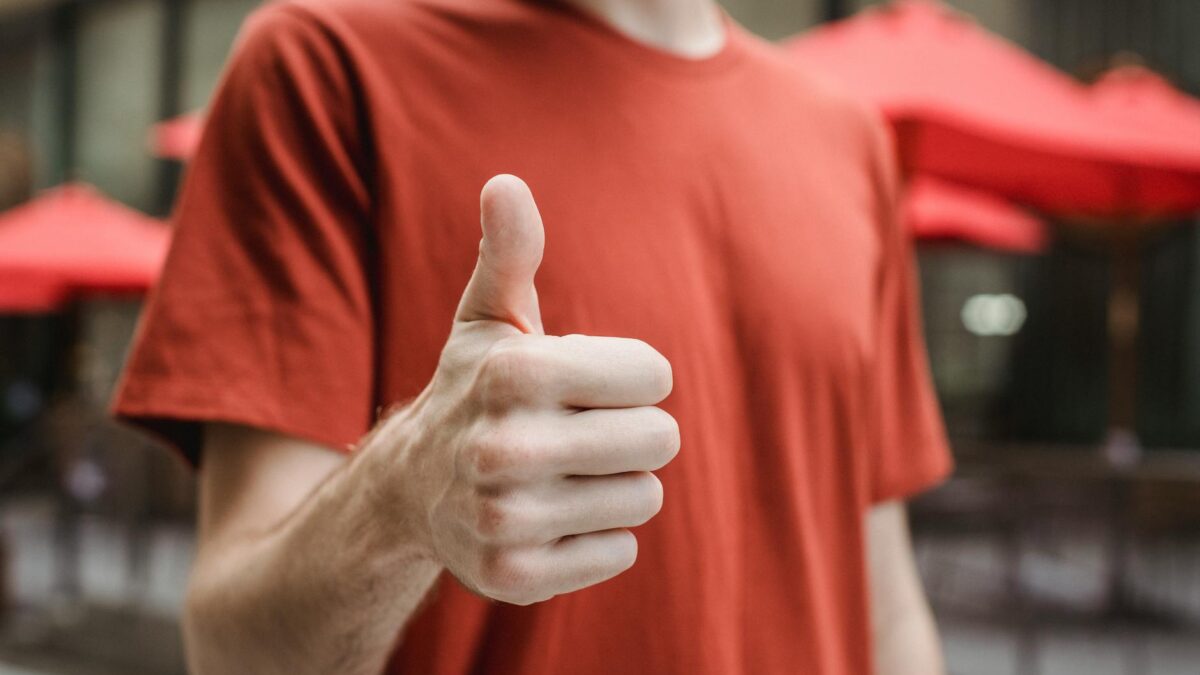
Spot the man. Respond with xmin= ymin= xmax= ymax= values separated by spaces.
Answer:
xmin=114 ymin=0 xmax=951 ymax=672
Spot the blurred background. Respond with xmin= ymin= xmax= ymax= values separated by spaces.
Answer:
xmin=2 ymin=0 xmax=1200 ymax=673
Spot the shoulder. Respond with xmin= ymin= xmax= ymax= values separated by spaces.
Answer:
xmin=234 ymin=0 xmax=514 ymax=53
xmin=223 ymin=0 xmax=362 ymax=78
xmin=225 ymin=0 xmax=532 ymax=98
xmin=744 ymin=31 xmax=899 ymax=205
xmin=735 ymin=28 xmax=894 ymax=168
xmin=232 ymin=0 xmax=403 ymax=54
xmin=220 ymin=0 xmax=478 ymax=103
xmin=732 ymin=30 xmax=903 ymax=237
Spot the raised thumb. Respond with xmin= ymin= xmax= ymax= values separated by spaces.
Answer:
xmin=454 ymin=174 xmax=545 ymax=333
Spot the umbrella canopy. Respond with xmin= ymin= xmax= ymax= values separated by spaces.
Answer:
xmin=0 ymin=183 xmax=169 ymax=312
xmin=904 ymin=176 xmax=1048 ymax=253
xmin=0 ymin=269 xmax=65 ymax=313
xmin=786 ymin=0 xmax=1200 ymax=219
xmin=150 ymin=112 xmax=204 ymax=160
xmin=1090 ymin=66 xmax=1200 ymax=143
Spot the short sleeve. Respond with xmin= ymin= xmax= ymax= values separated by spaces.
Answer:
xmin=864 ymin=113 xmax=953 ymax=503
xmin=112 ymin=3 xmax=376 ymax=465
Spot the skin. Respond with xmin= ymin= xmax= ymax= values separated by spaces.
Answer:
xmin=183 ymin=4 xmax=945 ymax=674
xmin=570 ymin=0 xmax=725 ymax=57
xmin=867 ymin=502 xmax=945 ymax=675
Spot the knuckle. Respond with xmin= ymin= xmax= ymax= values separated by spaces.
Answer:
xmin=469 ymin=435 xmax=513 ymax=479
xmin=472 ymin=490 xmax=537 ymax=543
xmin=469 ymin=429 xmax=529 ymax=480
xmin=477 ymin=547 xmax=516 ymax=588
xmin=473 ymin=494 xmax=513 ymax=540
xmin=477 ymin=548 xmax=539 ymax=604
xmin=478 ymin=340 xmax=543 ymax=409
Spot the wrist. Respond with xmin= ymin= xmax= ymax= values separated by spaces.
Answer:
xmin=350 ymin=398 xmax=439 ymax=564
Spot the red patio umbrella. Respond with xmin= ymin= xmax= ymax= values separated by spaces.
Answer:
xmin=786 ymin=0 xmax=1200 ymax=219
xmin=1080 ymin=65 xmax=1200 ymax=445
xmin=905 ymin=176 xmax=1048 ymax=253
xmin=150 ymin=112 xmax=204 ymax=161
xmin=1090 ymin=66 xmax=1200 ymax=145
xmin=0 ymin=269 xmax=65 ymax=313
xmin=0 ymin=183 xmax=170 ymax=313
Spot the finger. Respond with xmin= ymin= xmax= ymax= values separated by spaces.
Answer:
xmin=528 ymin=334 xmax=673 ymax=408
xmin=455 ymin=174 xmax=545 ymax=333
xmin=475 ymin=472 xmax=664 ymax=545
xmin=535 ymin=472 xmax=664 ymax=541
xmin=465 ymin=406 xmax=678 ymax=485
xmin=542 ymin=406 xmax=680 ymax=477
xmin=528 ymin=529 xmax=639 ymax=598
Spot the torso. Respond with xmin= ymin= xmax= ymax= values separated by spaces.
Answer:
xmin=291 ymin=0 xmax=895 ymax=671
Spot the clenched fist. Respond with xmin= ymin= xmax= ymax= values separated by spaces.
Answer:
xmin=374 ymin=175 xmax=679 ymax=606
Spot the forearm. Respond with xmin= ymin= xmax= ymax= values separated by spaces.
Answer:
xmin=872 ymin=589 xmax=943 ymax=675
xmin=867 ymin=502 xmax=944 ymax=675
xmin=184 ymin=416 xmax=441 ymax=675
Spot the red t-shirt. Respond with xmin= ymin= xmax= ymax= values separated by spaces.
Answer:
xmin=113 ymin=0 xmax=952 ymax=672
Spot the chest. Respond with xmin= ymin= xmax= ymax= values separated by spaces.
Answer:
xmin=369 ymin=74 xmax=883 ymax=397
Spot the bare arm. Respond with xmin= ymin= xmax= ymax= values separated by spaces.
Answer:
xmin=867 ymin=501 xmax=944 ymax=675
xmin=185 ymin=423 xmax=442 ymax=675
xmin=180 ymin=175 xmax=679 ymax=674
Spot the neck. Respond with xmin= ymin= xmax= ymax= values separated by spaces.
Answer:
xmin=564 ymin=0 xmax=726 ymax=58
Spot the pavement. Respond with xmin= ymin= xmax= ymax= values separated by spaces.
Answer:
xmin=0 ymin=495 xmax=1198 ymax=674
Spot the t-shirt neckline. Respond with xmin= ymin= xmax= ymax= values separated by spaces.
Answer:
xmin=528 ymin=0 xmax=747 ymax=78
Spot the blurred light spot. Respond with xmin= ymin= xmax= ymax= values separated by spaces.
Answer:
xmin=961 ymin=293 xmax=1026 ymax=337
xmin=66 ymin=459 xmax=108 ymax=503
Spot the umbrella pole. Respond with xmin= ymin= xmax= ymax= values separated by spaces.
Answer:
xmin=51 ymin=303 xmax=83 ymax=604
xmin=1103 ymin=228 xmax=1144 ymax=622
xmin=1105 ymin=233 xmax=1141 ymax=457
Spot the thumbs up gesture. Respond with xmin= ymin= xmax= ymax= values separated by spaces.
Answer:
xmin=379 ymin=175 xmax=679 ymax=606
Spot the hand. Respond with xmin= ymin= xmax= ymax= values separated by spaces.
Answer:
xmin=373 ymin=175 xmax=679 ymax=606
